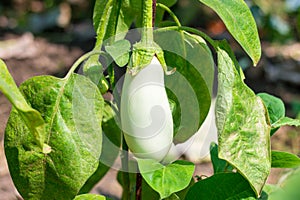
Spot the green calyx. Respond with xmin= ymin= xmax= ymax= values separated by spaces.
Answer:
xmin=127 ymin=0 xmax=175 ymax=76
xmin=128 ymin=41 xmax=175 ymax=76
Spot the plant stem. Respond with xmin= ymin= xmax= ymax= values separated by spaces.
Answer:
xmin=64 ymin=51 xmax=103 ymax=79
xmin=135 ymin=173 xmax=142 ymax=200
xmin=156 ymin=3 xmax=181 ymax=27
xmin=152 ymin=0 xmax=157 ymax=27
xmin=121 ymin=133 xmax=130 ymax=200
xmin=141 ymin=0 xmax=154 ymax=44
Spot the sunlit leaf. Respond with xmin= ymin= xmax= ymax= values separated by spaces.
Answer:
xmin=271 ymin=151 xmax=300 ymax=168
xmin=216 ymin=41 xmax=271 ymax=196
xmin=198 ymin=0 xmax=261 ymax=65
xmin=105 ymin=39 xmax=131 ymax=67
xmin=137 ymin=159 xmax=194 ymax=199
xmin=0 ymin=59 xmax=45 ymax=147
xmin=5 ymin=74 xmax=103 ymax=199
xmin=257 ymin=93 xmax=285 ymax=135
xmin=272 ymin=117 xmax=300 ymax=129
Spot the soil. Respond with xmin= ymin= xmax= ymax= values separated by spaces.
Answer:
xmin=0 ymin=33 xmax=299 ymax=200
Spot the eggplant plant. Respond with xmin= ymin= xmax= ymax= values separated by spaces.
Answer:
xmin=1 ymin=0 xmax=300 ymax=199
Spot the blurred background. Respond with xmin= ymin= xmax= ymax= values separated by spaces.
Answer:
xmin=0 ymin=0 xmax=299 ymax=199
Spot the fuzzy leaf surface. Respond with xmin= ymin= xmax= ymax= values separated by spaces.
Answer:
xmin=199 ymin=0 xmax=261 ymax=65
xmin=216 ymin=41 xmax=271 ymax=196
xmin=5 ymin=74 xmax=103 ymax=199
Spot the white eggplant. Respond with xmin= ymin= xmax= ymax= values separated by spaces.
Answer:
xmin=120 ymin=56 xmax=173 ymax=161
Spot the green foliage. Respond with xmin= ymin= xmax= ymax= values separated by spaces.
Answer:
xmin=105 ymin=39 xmax=131 ymax=67
xmin=198 ymin=0 xmax=261 ymax=65
xmin=210 ymin=142 xmax=233 ymax=174
xmin=271 ymin=151 xmax=300 ymax=168
xmin=257 ymin=93 xmax=285 ymax=135
xmin=1 ymin=0 xmax=300 ymax=200
xmin=216 ymin=41 xmax=271 ymax=196
xmin=74 ymin=194 xmax=108 ymax=200
xmin=4 ymin=74 xmax=104 ymax=199
xmin=80 ymin=102 xmax=121 ymax=194
xmin=155 ymin=30 xmax=214 ymax=142
xmin=272 ymin=117 xmax=300 ymax=129
xmin=257 ymin=93 xmax=300 ymax=134
xmin=0 ymin=59 xmax=45 ymax=148
xmin=185 ymin=172 xmax=256 ymax=200
xmin=137 ymin=159 xmax=194 ymax=199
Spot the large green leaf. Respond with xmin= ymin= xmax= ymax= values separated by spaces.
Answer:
xmin=198 ymin=0 xmax=261 ymax=65
xmin=271 ymin=151 xmax=300 ymax=168
xmin=137 ymin=159 xmax=195 ymax=199
xmin=0 ymin=59 xmax=45 ymax=148
xmin=185 ymin=173 xmax=256 ymax=200
xmin=216 ymin=41 xmax=271 ymax=197
xmin=154 ymin=30 xmax=214 ymax=142
xmin=5 ymin=74 xmax=103 ymax=200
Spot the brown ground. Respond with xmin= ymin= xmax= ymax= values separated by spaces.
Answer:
xmin=0 ymin=33 xmax=299 ymax=200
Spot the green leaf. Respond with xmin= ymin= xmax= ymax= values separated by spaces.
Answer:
xmin=185 ymin=173 xmax=256 ymax=200
xmin=90 ymin=0 xmax=137 ymax=72
xmin=257 ymin=93 xmax=285 ymax=135
xmin=210 ymin=142 xmax=233 ymax=174
xmin=141 ymin=178 xmax=160 ymax=200
xmin=257 ymin=93 xmax=285 ymax=125
xmin=105 ymin=39 xmax=131 ymax=67
xmin=80 ymin=102 xmax=122 ymax=194
xmin=271 ymin=151 xmax=300 ymax=168
xmin=93 ymin=0 xmax=140 ymax=46
xmin=78 ymin=163 xmax=109 ymax=194
xmin=100 ymin=102 xmax=122 ymax=165
xmin=137 ymin=159 xmax=195 ymax=199
xmin=257 ymin=93 xmax=300 ymax=134
xmin=0 ymin=59 xmax=45 ymax=148
xmin=5 ymin=74 xmax=103 ymax=200
xmin=198 ymin=0 xmax=261 ymax=65
xmin=73 ymin=194 xmax=108 ymax=200
xmin=272 ymin=117 xmax=300 ymax=129
xmin=216 ymin=41 xmax=271 ymax=197
xmin=154 ymin=30 xmax=214 ymax=142
xmin=83 ymin=55 xmax=103 ymax=85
